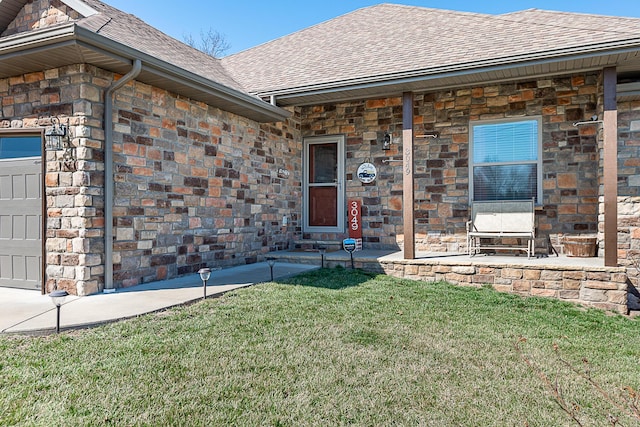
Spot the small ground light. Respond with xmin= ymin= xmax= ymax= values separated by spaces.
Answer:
xmin=266 ymin=257 xmax=276 ymax=281
xmin=49 ymin=290 xmax=68 ymax=333
xmin=318 ymin=245 xmax=327 ymax=268
xmin=198 ymin=268 xmax=211 ymax=300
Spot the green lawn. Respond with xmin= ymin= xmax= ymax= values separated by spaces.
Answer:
xmin=1 ymin=267 xmax=639 ymax=426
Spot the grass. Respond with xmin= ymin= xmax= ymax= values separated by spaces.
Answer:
xmin=1 ymin=267 xmax=639 ymax=426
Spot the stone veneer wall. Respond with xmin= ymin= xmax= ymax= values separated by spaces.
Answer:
xmin=270 ymin=252 xmax=628 ymax=314
xmin=300 ymin=73 xmax=601 ymax=252
xmin=1 ymin=0 xmax=80 ymax=37
xmin=614 ymin=99 xmax=640 ymax=266
xmin=1 ymin=64 xmax=107 ymax=295
xmin=1 ymin=0 xmax=302 ymax=293
xmin=1 ymin=64 xmax=302 ymax=294
xmin=110 ymin=81 xmax=301 ymax=288
xmin=615 ymin=97 xmax=640 ymax=310
xmin=376 ymin=261 xmax=628 ymax=315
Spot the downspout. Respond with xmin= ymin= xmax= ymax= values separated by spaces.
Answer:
xmin=103 ymin=59 xmax=142 ymax=292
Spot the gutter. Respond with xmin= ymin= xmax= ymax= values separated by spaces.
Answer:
xmin=73 ymin=27 xmax=290 ymax=122
xmin=103 ymin=59 xmax=142 ymax=292
xmin=254 ymin=38 xmax=640 ymax=101
xmin=0 ymin=24 xmax=289 ymax=122
xmin=0 ymin=23 xmax=76 ymax=52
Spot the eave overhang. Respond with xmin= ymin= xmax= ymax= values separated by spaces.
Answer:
xmin=256 ymin=39 xmax=640 ymax=106
xmin=0 ymin=24 xmax=290 ymax=123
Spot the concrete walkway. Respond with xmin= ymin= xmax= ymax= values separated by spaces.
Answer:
xmin=0 ymin=261 xmax=318 ymax=335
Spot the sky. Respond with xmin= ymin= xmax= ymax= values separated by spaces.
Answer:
xmin=105 ymin=1 xmax=640 ymax=56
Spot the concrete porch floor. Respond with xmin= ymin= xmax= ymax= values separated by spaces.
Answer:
xmin=269 ymin=248 xmax=616 ymax=271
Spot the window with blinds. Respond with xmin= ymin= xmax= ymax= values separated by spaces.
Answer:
xmin=470 ymin=118 xmax=542 ymax=202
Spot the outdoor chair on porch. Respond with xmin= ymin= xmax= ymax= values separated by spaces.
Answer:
xmin=467 ymin=199 xmax=535 ymax=259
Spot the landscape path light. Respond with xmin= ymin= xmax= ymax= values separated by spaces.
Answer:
xmin=318 ymin=245 xmax=327 ymax=268
xmin=266 ymin=257 xmax=276 ymax=281
xmin=49 ymin=290 xmax=69 ymax=333
xmin=198 ymin=268 xmax=211 ymax=300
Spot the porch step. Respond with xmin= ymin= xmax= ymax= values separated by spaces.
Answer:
xmin=293 ymin=240 xmax=343 ymax=252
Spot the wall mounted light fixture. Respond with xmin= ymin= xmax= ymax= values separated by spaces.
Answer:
xmin=45 ymin=117 xmax=76 ymax=170
xmin=382 ymin=132 xmax=392 ymax=150
xmin=44 ymin=117 xmax=67 ymax=151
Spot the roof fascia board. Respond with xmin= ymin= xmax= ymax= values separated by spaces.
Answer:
xmin=73 ymin=26 xmax=289 ymax=122
xmin=0 ymin=23 xmax=77 ymax=53
xmin=259 ymin=39 xmax=640 ymax=99
xmin=0 ymin=24 xmax=288 ymax=121
xmin=60 ymin=0 xmax=98 ymax=17
xmin=0 ymin=38 xmax=79 ymax=65
xmin=276 ymin=67 xmax=609 ymax=107
xmin=140 ymin=63 xmax=290 ymax=120
xmin=618 ymin=81 xmax=640 ymax=96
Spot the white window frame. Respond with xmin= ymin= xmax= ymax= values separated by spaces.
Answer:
xmin=303 ymin=135 xmax=345 ymax=233
xmin=469 ymin=116 xmax=543 ymax=203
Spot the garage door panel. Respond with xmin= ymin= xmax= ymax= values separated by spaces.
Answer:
xmin=13 ymin=215 xmax=25 ymax=239
xmin=0 ymin=175 xmax=9 ymax=199
xmin=25 ymin=173 xmax=40 ymax=199
xmin=0 ymin=215 xmax=9 ymax=238
xmin=12 ymin=175 xmax=26 ymax=199
xmin=0 ymin=214 xmax=41 ymax=239
xmin=25 ymin=256 xmax=40 ymax=281
xmin=0 ymin=255 xmax=9 ymax=278
xmin=12 ymin=255 xmax=25 ymax=280
xmin=0 ymin=156 xmax=42 ymax=290
xmin=26 ymin=215 xmax=40 ymax=240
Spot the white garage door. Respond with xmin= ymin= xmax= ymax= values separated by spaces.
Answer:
xmin=0 ymin=135 xmax=42 ymax=291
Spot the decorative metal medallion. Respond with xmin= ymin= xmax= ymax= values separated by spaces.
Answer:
xmin=356 ymin=162 xmax=377 ymax=184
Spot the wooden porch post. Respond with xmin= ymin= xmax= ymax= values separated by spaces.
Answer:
xmin=402 ymin=92 xmax=415 ymax=259
xmin=603 ymin=67 xmax=618 ymax=267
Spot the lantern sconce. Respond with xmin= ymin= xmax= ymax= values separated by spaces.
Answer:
xmin=45 ymin=117 xmax=76 ymax=170
xmin=382 ymin=132 xmax=392 ymax=151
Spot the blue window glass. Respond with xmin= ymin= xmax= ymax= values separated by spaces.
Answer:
xmin=471 ymin=119 xmax=541 ymax=202
xmin=0 ymin=136 xmax=42 ymax=159
xmin=473 ymin=121 xmax=538 ymax=163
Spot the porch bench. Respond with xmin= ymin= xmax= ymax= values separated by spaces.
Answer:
xmin=466 ymin=199 xmax=535 ymax=259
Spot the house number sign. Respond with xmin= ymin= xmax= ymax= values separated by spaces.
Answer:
xmin=357 ymin=162 xmax=377 ymax=183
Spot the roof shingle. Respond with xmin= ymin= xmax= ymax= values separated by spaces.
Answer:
xmin=80 ymin=0 xmax=247 ymax=92
xmin=222 ymin=4 xmax=640 ymax=95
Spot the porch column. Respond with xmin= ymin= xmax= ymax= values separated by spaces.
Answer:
xmin=402 ymin=92 xmax=415 ymax=259
xmin=603 ymin=67 xmax=618 ymax=267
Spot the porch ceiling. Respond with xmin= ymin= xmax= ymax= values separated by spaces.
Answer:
xmin=267 ymin=50 xmax=640 ymax=106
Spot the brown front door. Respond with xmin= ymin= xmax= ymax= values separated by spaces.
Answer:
xmin=304 ymin=136 xmax=344 ymax=232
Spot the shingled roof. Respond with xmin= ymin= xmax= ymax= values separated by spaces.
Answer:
xmin=78 ymin=0 xmax=245 ymax=92
xmin=222 ymin=4 xmax=640 ymax=105
xmin=0 ymin=0 xmax=288 ymax=122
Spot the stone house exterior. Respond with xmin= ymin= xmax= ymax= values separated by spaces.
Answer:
xmin=222 ymin=6 xmax=640 ymax=268
xmin=2 ymin=1 xmax=640 ymax=310
xmin=1 ymin=0 xmax=295 ymax=295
